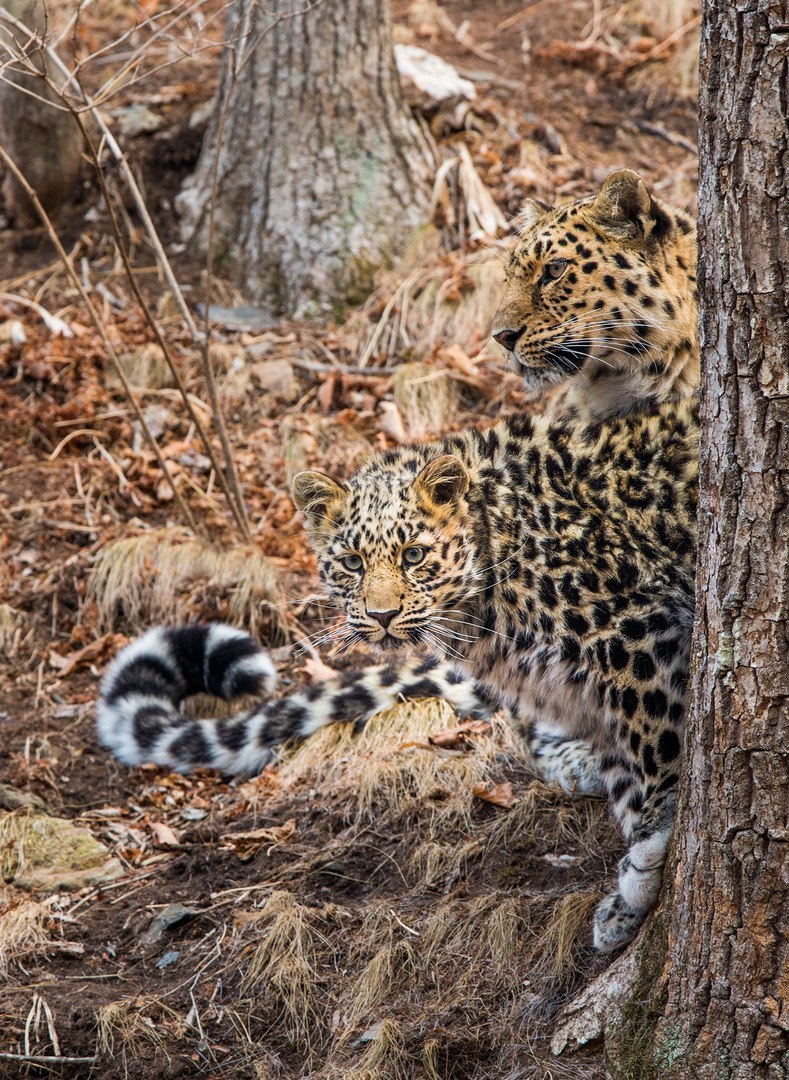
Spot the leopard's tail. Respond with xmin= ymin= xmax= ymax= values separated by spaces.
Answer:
xmin=97 ymin=624 xmax=494 ymax=776
xmin=96 ymin=624 xmax=278 ymax=774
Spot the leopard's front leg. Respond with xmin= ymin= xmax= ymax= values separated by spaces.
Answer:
xmin=593 ymin=692 xmax=684 ymax=953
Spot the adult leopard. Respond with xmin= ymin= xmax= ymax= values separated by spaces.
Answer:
xmin=493 ymin=167 xmax=697 ymax=423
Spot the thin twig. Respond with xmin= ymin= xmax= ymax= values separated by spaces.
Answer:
xmin=74 ymin=106 xmax=251 ymax=538
xmin=0 ymin=144 xmax=199 ymax=533
xmin=0 ymin=1053 xmax=97 ymax=1064
xmin=291 ymin=358 xmax=398 ymax=376
xmin=0 ymin=10 xmax=259 ymax=539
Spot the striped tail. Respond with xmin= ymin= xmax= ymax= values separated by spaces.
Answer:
xmin=96 ymin=624 xmax=277 ymax=772
xmin=97 ymin=624 xmax=494 ymax=776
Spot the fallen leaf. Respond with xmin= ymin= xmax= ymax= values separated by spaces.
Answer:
xmin=48 ymin=633 xmax=126 ymax=678
xmin=429 ymin=719 xmax=493 ymax=749
xmin=378 ymin=400 xmax=408 ymax=443
xmin=440 ymin=343 xmax=479 ymax=378
xmin=221 ymin=818 xmax=297 ymax=861
xmin=472 ymin=781 xmax=518 ymax=809
xmin=303 ymin=655 xmax=339 ymax=682
xmin=149 ymin=822 xmax=181 ymax=848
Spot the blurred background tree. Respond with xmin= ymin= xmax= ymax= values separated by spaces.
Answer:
xmin=178 ymin=0 xmax=436 ymax=320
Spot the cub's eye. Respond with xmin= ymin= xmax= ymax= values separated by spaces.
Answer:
xmin=541 ymin=258 xmax=568 ymax=284
xmin=402 ymin=545 xmax=426 ymax=567
xmin=340 ymin=553 xmax=363 ymax=572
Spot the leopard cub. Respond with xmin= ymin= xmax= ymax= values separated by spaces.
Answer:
xmin=292 ymin=399 xmax=698 ymax=951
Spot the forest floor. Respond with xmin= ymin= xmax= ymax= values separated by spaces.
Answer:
xmin=0 ymin=1 xmax=698 ymax=1077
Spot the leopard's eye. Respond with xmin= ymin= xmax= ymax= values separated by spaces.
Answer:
xmin=541 ymin=258 xmax=568 ymax=284
xmin=340 ymin=553 xmax=363 ymax=572
xmin=402 ymin=545 xmax=426 ymax=567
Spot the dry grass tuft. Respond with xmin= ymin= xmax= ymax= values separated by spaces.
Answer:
xmin=347 ymin=940 xmax=415 ymax=1027
xmin=0 ymin=892 xmax=53 ymax=979
xmin=647 ymin=0 xmax=697 ymax=34
xmin=96 ymin=995 xmax=183 ymax=1068
xmin=393 ymin=360 xmax=461 ymax=439
xmin=88 ymin=527 xmax=286 ymax=639
xmin=210 ymin=342 xmax=253 ymax=406
xmin=107 ymin=343 xmax=174 ymax=391
xmin=422 ymin=893 xmax=526 ymax=987
xmin=408 ymin=834 xmax=481 ymax=889
xmin=277 ymin=699 xmax=524 ymax=827
xmin=420 ymin=1038 xmax=443 ymax=1080
xmin=0 ymin=809 xmax=36 ymax=883
xmin=627 ymin=0 xmax=700 ymax=99
xmin=0 ymin=603 xmax=27 ymax=660
xmin=343 ymin=245 xmax=508 ymax=366
xmin=539 ymin=890 xmax=599 ymax=979
xmin=240 ymin=890 xmax=325 ymax=1051
xmin=344 ymin=1019 xmax=411 ymax=1080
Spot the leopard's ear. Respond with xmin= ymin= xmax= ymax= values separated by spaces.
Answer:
xmin=589 ymin=169 xmax=667 ymax=241
xmin=291 ymin=471 xmax=347 ymax=528
xmin=513 ymin=198 xmax=552 ymax=235
xmin=415 ymin=455 xmax=470 ymax=508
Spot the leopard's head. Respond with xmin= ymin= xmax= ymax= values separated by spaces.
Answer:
xmin=292 ymin=453 xmax=478 ymax=655
xmin=492 ymin=169 xmax=697 ymax=392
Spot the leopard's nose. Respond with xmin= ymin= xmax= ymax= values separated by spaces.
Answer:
xmin=366 ymin=607 xmax=401 ymax=629
xmin=492 ymin=326 xmax=525 ymax=352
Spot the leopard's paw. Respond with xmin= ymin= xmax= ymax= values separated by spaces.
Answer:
xmin=593 ymin=891 xmax=647 ymax=953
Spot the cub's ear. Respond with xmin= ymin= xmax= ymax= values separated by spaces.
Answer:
xmin=589 ymin=169 xmax=667 ymax=240
xmin=513 ymin=197 xmax=552 ymax=235
xmin=415 ymin=455 xmax=470 ymax=508
xmin=291 ymin=471 xmax=346 ymax=527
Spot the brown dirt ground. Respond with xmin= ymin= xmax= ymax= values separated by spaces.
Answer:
xmin=0 ymin=1 xmax=698 ymax=1076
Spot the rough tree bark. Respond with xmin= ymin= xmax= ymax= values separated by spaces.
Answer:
xmin=178 ymin=0 xmax=435 ymax=319
xmin=656 ymin=2 xmax=789 ymax=1075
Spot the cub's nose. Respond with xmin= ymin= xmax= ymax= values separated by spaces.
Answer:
xmin=492 ymin=326 xmax=524 ymax=352
xmin=366 ymin=607 xmax=401 ymax=630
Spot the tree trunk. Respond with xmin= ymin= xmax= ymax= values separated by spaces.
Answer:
xmin=656 ymin=2 xmax=789 ymax=1075
xmin=178 ymin=0 xmax=435 ymax=319
xmin=0 ymin=0 xmax=82 ymax=227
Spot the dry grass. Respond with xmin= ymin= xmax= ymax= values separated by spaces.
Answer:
xmin=0 ymin=603 xmax=27 ymax=660
xmin=210 ymin=342 xmax=253 ymax=406
xmin=343 ymin=1019 xmax=411 ymax=1080
xmin=0 ymin=809 xmax=36 ymax=883
xmin=344 ymin=241 xmax=509 ymax=366
xmin=422 ymin=892 xmax=527 ymax=991
xmin=408 ymin=834 xmax=482 ymax=888
xmin=276 ymin=699 xmax=524 ymax=827
xmin=240 ymin=890 xmax=328 ymax=1053
xmin=105 ymin=343 xmax=175 ymax=391
xmin=0 ymin=892 xmax=53 ymax=979
xmin=393 ymin=360 xmax=461 ymax=439
xmin=647 ymin=0 xmax=697 ymax=34
xmin=96 ymin=996 xmax=183 ymax=1072
xmin=627 ymin=0 xmax=700 ymax=99
xmin=88 ymin=527 xmax=286 ymax=639
xmin=347 ymin=940 xmax=416 ymax=1028
xmin=540 ymin=890 xmax=600 ymax=979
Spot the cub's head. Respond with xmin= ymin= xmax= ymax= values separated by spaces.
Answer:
xmin=492 ymin=169 xmax=697 ymax=391
xmin=292 ymin=454 xmax=478 ymax=654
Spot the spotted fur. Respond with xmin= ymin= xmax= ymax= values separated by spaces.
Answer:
xmin=493 ymin=169 xmax=698 ymax=422
xmin=97 ymin=170 xmax=699 ymax=952
xmin=292 ymin=399 xmax=698 ymax=951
